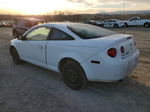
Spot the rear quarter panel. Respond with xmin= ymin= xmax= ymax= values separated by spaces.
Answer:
xmin=46 ymin=40 xmax=99 ymax=72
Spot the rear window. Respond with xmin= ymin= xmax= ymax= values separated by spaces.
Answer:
xmin=68 ymin=23 xmax=116 ymax=39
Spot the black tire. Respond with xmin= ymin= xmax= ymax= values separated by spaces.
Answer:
xmin=100 ymin=24 xmax=104 ymax=27
xmin=11 ymin=48 xmax=22 ymax=65
xmin=62 ymin=60 xmax=87 ymax=90
xmin=144 ymin=23 xmax=150 ymax=28
xmin=114 ymin=24 xmax=119 ymax=28
xmin=124 ymin=23 xmax=128 ymax=27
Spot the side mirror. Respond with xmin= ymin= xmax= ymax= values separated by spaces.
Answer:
xmin=19 ymin=35 xmax=26 ymax=40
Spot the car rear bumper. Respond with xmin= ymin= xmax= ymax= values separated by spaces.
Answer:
xmin=81 ymin=49 xmax=139 ymax=82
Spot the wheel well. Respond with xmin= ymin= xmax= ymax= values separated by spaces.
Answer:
xmin=144 ymin=22 xmax=149 ymax=25
xmin=10 ymin=46 xmax=16 ymax=55
xmin=59 ymin=58 xmax=80 ymax=72
xmin=144 ymin=22 xmax=150 ymax=27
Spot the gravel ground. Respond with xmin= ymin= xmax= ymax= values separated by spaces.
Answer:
xmin=0 ymin=27 xmax=150 ymax=112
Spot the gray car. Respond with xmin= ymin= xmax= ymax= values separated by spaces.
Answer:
xmin=12 ymin=18 xmax=45 ymax=38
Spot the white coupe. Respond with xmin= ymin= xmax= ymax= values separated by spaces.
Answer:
xmin=10 ymin=23 xmax=139 ymax=90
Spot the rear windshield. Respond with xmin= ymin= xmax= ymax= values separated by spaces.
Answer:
xmin=68 ymin=23 xmax=116 ymax=39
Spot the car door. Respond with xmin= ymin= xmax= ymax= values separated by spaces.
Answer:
xmin=110 ymin=20 xmax=115 ymax=27
xmin=136 ymin=18 xmax=142 ymax=25
xmin=17 ymin=26 xmax=51 ymax=66
xmin=128 ymin=18 xmax=137 ymax=26
xmin=106 ymin=20 xmax=112 ymax=27
xmin=104 ymin=20 xmax=109 ymax=27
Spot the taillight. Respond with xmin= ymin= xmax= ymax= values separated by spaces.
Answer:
xmin=120 ymin=46 xmax=125 ymax=54
xmin=107 ymin=48 xmax=117 ymax=57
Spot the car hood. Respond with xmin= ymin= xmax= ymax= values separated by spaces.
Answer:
xmin=10 ymin=38 xmax=18 ymax=43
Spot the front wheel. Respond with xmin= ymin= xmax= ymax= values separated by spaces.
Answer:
xmin=124 ymin=23 xmax=128 ymax=27
xmin=114 ymin=24 xmax=119 ymax=28
xmin=99 ymin=24 xmax=104 ymax=27
xmin=144 ymin=23 xmax=150 ymax=28
xmin=62 ymin=60 xmax=87 ymax=90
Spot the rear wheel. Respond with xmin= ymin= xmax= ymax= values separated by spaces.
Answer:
xmin=62 ymin=60 xmax=87 ymax=90
xmin=100 ymin=24 xmax=104 ymax=27
xmin=11 ymin=47 xmax=22 ymax=65
xmin=114 ymin=24 xmax=119 ymax=28
xmin=124 ymin=23 xmax=128 ymax=27
xmin=144 ymin=23 xmax=150 ymax=28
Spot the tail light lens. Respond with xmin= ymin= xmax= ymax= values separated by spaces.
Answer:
xmin=107 ymin=48 xmax=117 ymax=57
xmin=120 ymin=46 xmax=125 ymax=54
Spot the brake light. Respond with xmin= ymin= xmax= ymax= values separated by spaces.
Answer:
xmin=107 ymin=48 xmax=117 ymax=57
xmin=120 ymin=46 xmax=125 ymax=54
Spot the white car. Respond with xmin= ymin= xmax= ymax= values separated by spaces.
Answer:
xmin=123 ymin=16 xmax=150 ymax=28
xmin=10 ymin=23 xmax=139 ymax=90
xmin=0 ymin=21 xmax=6 ymax=27
xmin=97 ymin=19 xmax=125 ymax=28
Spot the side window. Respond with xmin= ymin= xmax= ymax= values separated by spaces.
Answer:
xmin=51 ymin=29 xmax=74 ymax=40
xmin=130 ymin=18 xmax=134 ymax=21
xmin=131 ymin=18 xmax=137 ymax=21
xmin=26 ymin=27 xmax=51 ymax=41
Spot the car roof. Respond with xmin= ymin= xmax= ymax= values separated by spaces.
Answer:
xmin=40 ymin=22 xmax=82 ymax=27
xmin=26 ymin=22 xmax=84 ymax=40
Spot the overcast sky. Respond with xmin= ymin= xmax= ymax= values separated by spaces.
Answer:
xmin=0 ymin=0 xmax=150 ymax=14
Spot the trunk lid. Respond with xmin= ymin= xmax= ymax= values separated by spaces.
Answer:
xmin=99 ymin=34 xmax=136 ymax=58
xmin=60 ymin=34 xmax=136 ymax=58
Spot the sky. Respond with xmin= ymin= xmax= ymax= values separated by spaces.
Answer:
xmin=0 ymin=0 xmax=150 ymax=15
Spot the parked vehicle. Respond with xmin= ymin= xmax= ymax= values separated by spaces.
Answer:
xmin=0 ymin=21 xmax=6 ymax=27
xmin=12 ymin=18 xmax=45 ymax=38
xmin=3 ymin=21 xmax=13 ymax=27
xmin=84 ymin=20 xmax=98 ymax=26
xmin=97 ymin=19 xmax=125 ymax=28
xmin=123 ymin=16 xmax=150 ymax=28
xmin=10 ymin=23 xmax=139 ymax=90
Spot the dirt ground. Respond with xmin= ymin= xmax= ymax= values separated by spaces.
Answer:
xmin=0 ymin=27 xmax=150 ymax=112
